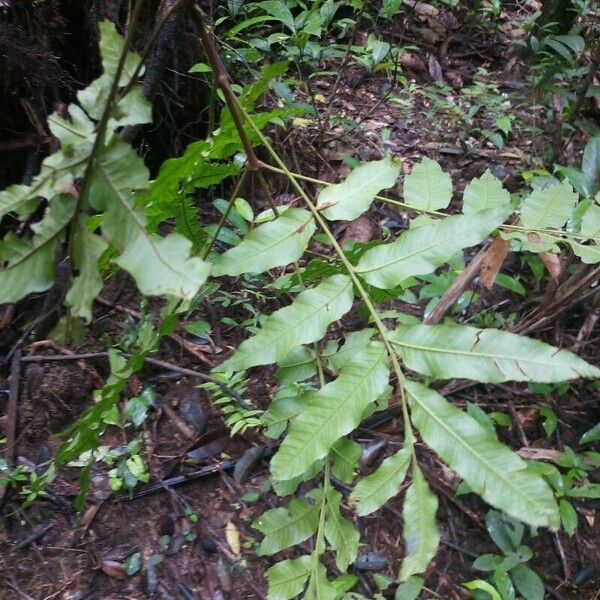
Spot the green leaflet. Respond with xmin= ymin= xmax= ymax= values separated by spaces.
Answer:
xmin=317 ymin=157 xmax=401 ymax=221
xmin=47 ymin=104 xmax=95 ymax=152
xmin=212 ymin=208 xmax=316 ymax=276
xmin=324 ymin=489 xmax=360 ymax=571
xmin=270 ymin=341 xmax=389 ymax=480
xmin=305 ymin=561 xmax=337 ymax=600
xmin=266 ymin=556 xmax=312 ymax=600
xmin=399 ymin=465 xmax=439 ymax=581
xmin=462 ymin=169 xmax=510 ymax=214
xmin=403 ymin=158 xmax=452 ymax=211
xmin=0 ymin=195 xmax=76 ymax=303
xmin=253 ymin=496 xmax=320 ymax=555
xmin=356 ymin=206 xmax=509 ymax=288
xmin=520 ymin=181 xmax=578 ymax=229
xmin=89 ymin=138 xmax=210 ymax=299
xmin=65 ymin=221 xmax=108 ymax=322
xmin=406 ymin=381 xmax=560 ymax=529
xmin=216 ymin=275 xmax=354 ymax=372
xmin=580 ymin=202 xmax=600 ymax=240
xmin=0 ymin=183 xmax=39 ymax=220
xmin=331 ymin=438 xmax=362 ymax=483
xmin=350 ymin=444 xmax=412 ymax=516
xmin=390 ymin=324 xmax=600 ymax=382
xmin=570 ymin=240 xmax=600 ymax=264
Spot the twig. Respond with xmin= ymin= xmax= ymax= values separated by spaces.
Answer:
xmin=424 ymin=243 xmax=490 ymax=324
xmin=161 ymin=403 xmax=197 ymax=440
xmin=3 ymin=348 xmax=22 ymax=470
xmin=13 ymin=522 xmax=56 ymax=551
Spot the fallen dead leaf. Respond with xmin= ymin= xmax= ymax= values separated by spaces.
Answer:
xmin=225 ymin=520 xmax=240 ymax=555
xmin=539 ymin=252 xmax=562 ymax=281
xmin=101 ymin=560 xmax=127 ymax=579
xmin=480 ymin=237 xmax=510 ymax=289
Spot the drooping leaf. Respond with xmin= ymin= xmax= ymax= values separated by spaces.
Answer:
xmin=390 ymin=324 xmax=600 ymax=383
xmin=462 ymin=169 xmax=510 ymax=214
xmin=350 ymin=444 xmax=412 ymax=516
xmin=212 ymin=208 xmax=316 ymax=276
xmin=398 ymin=465 xmax=439 ymax=581
xmin=520 ymin=181 xmax=578 ymax=229
xmin=510 ymin=564 xmax=544 ymax=600
xmin=317 ymin=157 xmax=401 ymax=221
xmin=257 ymin=0 xmax=296 ymax=32
xmin=356 ymin=206 xmax=509 ymax=289
xmin=580 ymin=202 xmax=600 ymax=240
xmin=324 ymin=489 xmax=360 ymax=571
xmin=270 ymin=341 xmax=389 ymax=480
xmin=253 ymin=496 xmax=320 ymax=555
xmin=0 ymin=194 xmax=76 ymax=303
xmin=406 ymin=381 xmax=560 ymax=529
xmin=403 ymin=158 xmax=452 ymax=211
xmin=580 ymin=136 xmax=600 ymax=198
xmin=65 ymin=220 xmax=108 ymax=322
xmin=89 ymin=138 xmax=210 ymax=299
xmin=216 ymin=275 xmax=354 ymax=372
xmin=266 ymin=556 xmax=312 ymax=600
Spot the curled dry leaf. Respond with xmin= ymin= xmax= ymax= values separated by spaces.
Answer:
xmin=480 ymin=237 xmax=510 ymax=289
xmin=225 ymin=520 xmax=240 ymax=555
xmin=539 ymin=252 xmax=562 ymax=282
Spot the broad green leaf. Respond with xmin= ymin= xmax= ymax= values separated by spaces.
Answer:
xmin=217 ymin=275 xmax=354 ymax=372
xmin=276 ymin=346 xmax=317 ymax=384
xmin=266 ymin=556 xmax=312 ymax=600
xmin=317 ymin=157 xmax=401 ymax=221
xmin=115 ymin=232 xmax=211 ymax=299
xmin=89 ymin=138 xmax=210 ymax=299
xmin=390 ymin=324 xmax=600 ymax=383
xmin=350 ymin=445 xmax=411 ymax=516
xmin=324 ymin=489 xmax=360 ymax=571
xmin=399 ymin=465 xmax=439 ymax=581
xmin=559 ymin=499 xmax=577 ymax=536
xmin=326 ymin=328 xmax=376 ymax=371
xmin=47 ymin=104 xmax=95 ymax=151
xmin=212 ymin=208 xmax=315 ymax=276
xmin=580 ymin=203 xmax=600 ymax=240
xmin=395 ymin=576 xmax=424 ymax=600
xmin=510 ymin=564 xmax=544 ymax=600
xmin=463 ymin=580 xmax=502 ymax=600
xmin=406 ymin=381 xmax=560 ymax=529
xmin=257 ymin=1 xmax=296 ymax=32
xmin=404 ymin=158 xmax=452 ymax=211
xmin=305 ymin=561 xmax=337 ymax=600
xmin=0 ymin=183 xmax=40 ymax=220
xmin=270 ymin=341 xmax=389 ymax=480
xmin=253 ymin=496 xmax=320 ymax=555
xmin=356 ymin=206 xmax=509 ymax=289
xmin=0 ymin=194 xmax=76 ymax=303
xmin=570 ymin=240 xmax=600 ymax=264
xmin=520 ymin=181 xmax=578 ymax=229
xmin=462 ymin=169 xmax=510 ymax=214
xmin=581 ymin=136 xmax=600 ymax=198
xmin=65 ymin=221 xmax=108 ymax=322
xmin=331 ymin=437 xmax=362 ymax=483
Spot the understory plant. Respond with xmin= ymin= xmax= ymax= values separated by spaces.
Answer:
xmin=3 ymin=10 xmax=600 ymax=600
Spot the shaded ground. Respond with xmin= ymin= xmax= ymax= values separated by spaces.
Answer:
xmin=2 ymin=2 xmax=600 ymax=599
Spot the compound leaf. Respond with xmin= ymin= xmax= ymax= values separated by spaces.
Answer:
xmin=390 ymin=324 xmax=600 ymax=382
xmin=399 ymin=465 xmax=439 ymax=581
xmin=212 ymin=208 xmax=315 ymax=276
xmin=356 ymin=206 xmax=509 ymax=288
xmin=403 ymin=158 xmax=452 ymax=211
xmin=270 ymin=341 xmax=389 ymax=480
xmin=406 ymin=381 xmax=560 ymax=530
xmin=317 ymin=157 xmax=401 ymax=221
xmin=217 ymin=275 xmax=354 ymax=372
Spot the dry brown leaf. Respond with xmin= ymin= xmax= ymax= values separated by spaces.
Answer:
xmin=341 ymin=216 xmax=375 ymax=247
xmin=480 ymin=237 xmax=510 ymax=289
xmin=428 ymin=55 xmax=444 ymax=82
xmin=225 ymin=520 xmax=240 ymax=555
xmin=539 ymin=252 xmax=562 ymax=282
xmin=399 ymin=52 xmax=427 ymax=73
xmin=101 ymin=560 xmax=127 ymax=579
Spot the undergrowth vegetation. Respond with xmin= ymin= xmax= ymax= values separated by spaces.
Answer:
xmin=1 ymin=1 xmax=600 ymax=599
